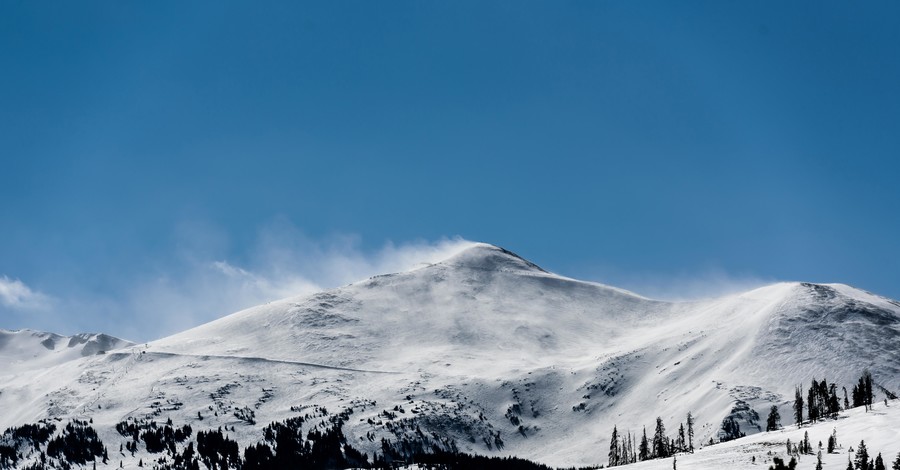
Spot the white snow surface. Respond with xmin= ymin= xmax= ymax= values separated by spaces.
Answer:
xmin=609 ymin=400 xmax=900 ymax=469
xmin=0 ymin=328 xmax=134 ymax=374
xmin=2 ymin=243 xmax=899 ymax=468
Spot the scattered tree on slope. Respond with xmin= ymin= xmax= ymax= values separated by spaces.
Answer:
xmin=767 ymin=406 xmax=781 ymax=431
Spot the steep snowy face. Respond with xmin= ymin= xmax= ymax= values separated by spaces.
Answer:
xmin=0 ymin=329 xmax=134 ymax=373
xmin=744 ymin=282 xmax=900 ymax=389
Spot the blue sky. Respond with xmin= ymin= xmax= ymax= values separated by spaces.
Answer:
xmin=2 ymin=1 xmax=899 ymax=341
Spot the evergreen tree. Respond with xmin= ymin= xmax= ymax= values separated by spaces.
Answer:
xmin=653 ymin=417 xmax=668 ymax=459
xmin=794 ymin=387 xmax=804 ymax=425
xmin=863 ymin=370 xmax=874 ymax=411
xmin=609 ymin=426 xmax=620 ymax=467
xmin=891 ymin=452 xmax=900 ymax=470
xmin=686 ymin=412 xmax=694 ymax=453
xmin=818 ymin=379 xmax=830 ymax=419
xmin=629 ymin=431 xmax=636 ymax=464
xmin=830 ymin=384 xmax=841 ymax=418
xmin=808 ymin=381 xmax=820 ymax=424
xmin=631 ymin=436 xmax=637 ymax=463
xmin=639 ymin=427 xmax=650 ymax=461
xmin=719 ymin=416 xmax=743 ymax=442
xmin=855 ymin=440 xmax=869 ymax=470
xmin=875 ymin=453 xmax=885 ymax=470
xmin=816 ymin=451 xmax=823 ymax=470
xmin=676 ymin=424 xmax=686 ymax=453
xmin=769 ymin=456 xmax=798 ymax=470
xmin=622 ymin=431 xmax=631 ymax=465
xmin=855 ymin=371 xmax=875 ymax=411
xmin=844 ymin=387 xmax=850 ymax=410
xmin=767 ymin=405 xmax=781 ymax=431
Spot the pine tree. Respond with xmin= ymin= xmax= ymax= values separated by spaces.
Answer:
xmin=844 ymin=387 xmax=850 ymax=410
xmin=625 ymin=430 xmax=632 ymax=464
xmin=854 ymin=371 xmax=875 ymax=411
xmin=676 ymin=424 xmax=686 ymax=453
xmin=629 ymin=431 xmax=637 ymax=464
xmin=816 ymin=450 xmax=823 ymax=470
xmin=609 ymin=425 xmax=620 ymax=467
xmin=653 ymin=417 xmax=668 ymax=459
xmin=891 ymin=452 xmax=900 ymax=470
xmin=686 ymin=412 xmax=694 ymax=453
xmin=631 ymin=436 xmax=638 ymax=463
xmin=830 ymin=384 xmax=841 ymax=418
xmin=639 ymin=427 xmax=650 ymax=461
xmin=794 ymin=386 xmax=804 ymax=425
xmin=767 ymin=405 xmax=781 ymax=431
xmin=769 ymin=457 xmax=798 ymax=470
xmin=864 ymin=370 xmax=874 ymax=411
xmin=855 ymin=440 xmax=869 ymax=470
xmin=818 ymin=379 xmax=830 ymax=419
xmin=808 ymin=381 xmax=820 ymax=424
xmin=875 ymin=453 xmax=885 ymax=470
xmin=803 ymin=431 xmax=811 ymax=454
xmin=720 ymin=416 xmax=743 ymax=442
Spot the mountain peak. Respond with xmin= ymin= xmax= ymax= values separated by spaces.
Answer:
xmin=436 ymin=243 xmax=548 ymax=273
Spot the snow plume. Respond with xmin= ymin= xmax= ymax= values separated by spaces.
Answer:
xmin=0 ymin=275 xmax=50 ymax=310
xmin=608 ymin=267 xmax=774 ymax=301
xmin=116 ymin=226 xmax=475 ymax=341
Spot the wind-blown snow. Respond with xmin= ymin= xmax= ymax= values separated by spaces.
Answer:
xmin=1 ymin=244 xmax=898 ymax=468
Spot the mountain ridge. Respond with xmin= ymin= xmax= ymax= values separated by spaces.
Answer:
xmin=1 ymin=244 xmax=899 ymax=468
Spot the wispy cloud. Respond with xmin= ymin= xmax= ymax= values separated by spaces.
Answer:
xmin=96 ymin=225 xmax=475 ymax=341
xmin=593 ymin=267 xmax=773 ymax=301
xmin=0 ymin=275 xmax=51 ymax=310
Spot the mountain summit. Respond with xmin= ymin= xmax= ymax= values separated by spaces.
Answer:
xmin=434 ymin=243 xmax=549 ymax=273
xmin=1 ymin=244 xmax=898 ymax=468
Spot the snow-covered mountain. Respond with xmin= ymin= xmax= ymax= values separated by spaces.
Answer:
xmin=0 ymin=329 xmax=134 ymax=374
xmin=2 ymin=243 xmax=899 ymax=468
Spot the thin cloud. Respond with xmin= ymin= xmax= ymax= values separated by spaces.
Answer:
xmin=601 ymin=268 xmax=774 ymax=302
xmin=106 ymin=229 xmax=475 ymax=341
xmin=0 ymin=275 xmax=51 ymax=310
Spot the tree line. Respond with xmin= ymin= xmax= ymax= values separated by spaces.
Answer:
xmin=607 ymin=412 xmax=694 ymax=466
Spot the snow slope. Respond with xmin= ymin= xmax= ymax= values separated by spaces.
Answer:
xmin=622 ymin=400 xmax=900 ymax=470
xmin=1 ymin=243 xmax=899 ymax=468
xmin=0 ymin=329 xmax=133 ymax=374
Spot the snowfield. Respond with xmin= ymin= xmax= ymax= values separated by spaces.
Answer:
xmin=1 ymin=243 xmax=899 ymax=468
xmin=624 ymin=401 xmax=900 ymax=469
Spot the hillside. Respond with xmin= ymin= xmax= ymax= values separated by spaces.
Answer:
xmin=1 ymin=243 xmax=898 ymax=468
xmin=626 ymin=400 xmax=900 ymax=469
